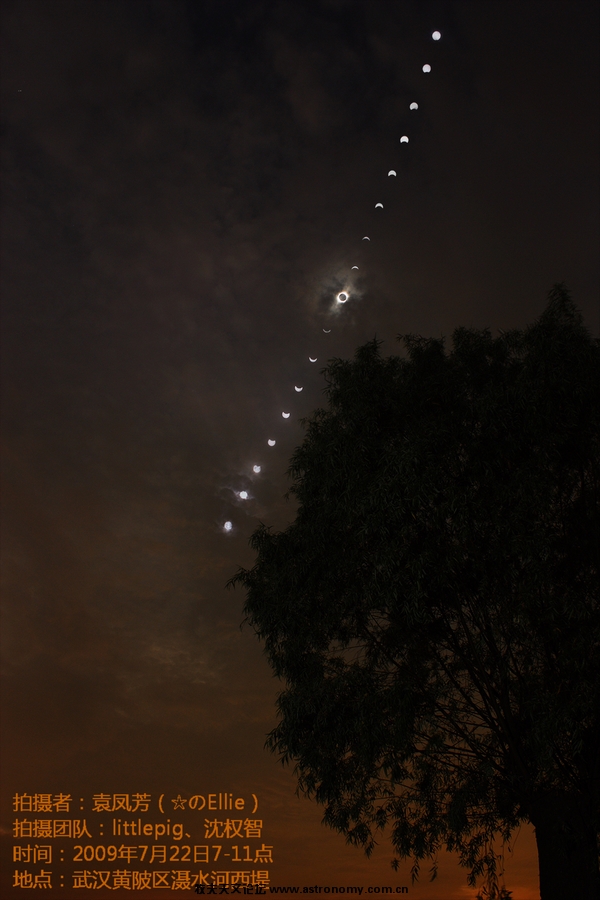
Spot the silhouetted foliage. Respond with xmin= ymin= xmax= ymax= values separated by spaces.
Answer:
xmin=229 ymin=285 xmax=600 ymax=900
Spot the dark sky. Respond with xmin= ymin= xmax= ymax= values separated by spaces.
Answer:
xmin=1 ymin=1 xmax=598 ymax=897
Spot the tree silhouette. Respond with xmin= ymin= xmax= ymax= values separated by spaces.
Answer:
xmin=228 ymin=285 xmax=600 ymax=900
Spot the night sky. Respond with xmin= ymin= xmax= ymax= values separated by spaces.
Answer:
xmin=1 ymin=1 xmax=598 ymax=897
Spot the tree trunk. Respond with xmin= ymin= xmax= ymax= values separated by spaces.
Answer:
xmin=529 ymin=791 xmax=600 ymax=900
